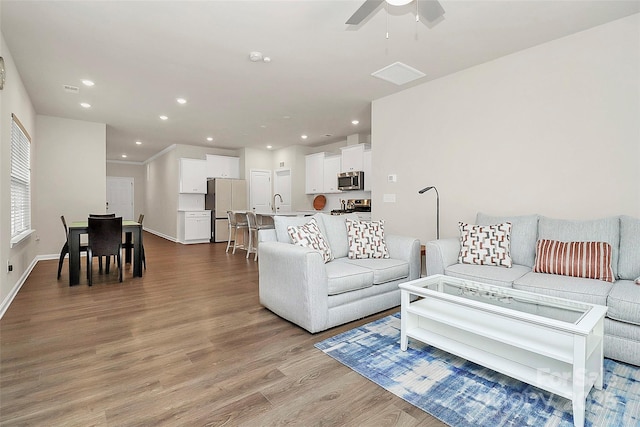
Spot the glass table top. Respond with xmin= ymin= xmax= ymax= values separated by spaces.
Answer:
xmin=405 ymin=275 xmax=593 ymax=324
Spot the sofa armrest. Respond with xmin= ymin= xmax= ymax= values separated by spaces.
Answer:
xmin=426 ymin=238 xmax=460 ymax=276
xmin=258 ymin=241 xmax=329 ymax=333
xmin=386 ymin=234 xmax=421 ymax=280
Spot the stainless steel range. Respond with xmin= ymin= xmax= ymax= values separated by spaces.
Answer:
xmin=331 ymin=199 xmax=371 ymax=215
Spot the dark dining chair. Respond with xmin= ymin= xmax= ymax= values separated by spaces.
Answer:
xmin=86 ymin=216 xmax=123 ymax=286
xmin=123 ymin=214 xmax=146 ymax=269
xmin=89 ymin=213 xmax=115 ymax=270
xmin=57 ymin=215 xmax=88 ymax=279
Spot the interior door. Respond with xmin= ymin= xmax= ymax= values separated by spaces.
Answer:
xmin=106 ymin=176 xmax=134 ymax=220
xmin=249 ymin=169 xmax=271 ymax=213
xmin=274 ymin=169 xmax=292 ymax=213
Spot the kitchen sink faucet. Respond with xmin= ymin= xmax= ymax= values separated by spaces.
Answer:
xmin=273 ymin=193 xmax=283 ymax=212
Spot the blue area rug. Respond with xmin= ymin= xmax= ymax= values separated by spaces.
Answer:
xmin=315 ymin=313 xmax=640 ymax=427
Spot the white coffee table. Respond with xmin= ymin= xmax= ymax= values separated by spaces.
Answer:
xmin=399 ymin=274 xmax=608 ymax=427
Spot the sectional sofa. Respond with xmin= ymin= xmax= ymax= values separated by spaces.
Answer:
xmin=426 ymin=213 xmax=640 ymax=367
xmin=258 ymin=213 xmax=421 ymax=333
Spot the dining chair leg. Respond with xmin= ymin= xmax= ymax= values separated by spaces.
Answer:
xmin=57 ymin=243 xmax=68 ymax=279
xmin=87 ymin=249 xmax=93 ymax=286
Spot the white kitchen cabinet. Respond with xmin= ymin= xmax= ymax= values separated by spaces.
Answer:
xmin=206 ymin=154 xmax=240 ymax=179
xmin=363 ymin=149 xmax=372 ymax=192
xmin=179 ymin=211 xmax=211 ymax=243
xmin=323 ymin=155 xmax=342 ymax=193
xmin=305 ymin=152 xmax=325 ymax=194
xmin=180 ymin=158 xmax=207 ymax=193
xmin=340 ymin=144 xmax=365 ymax=172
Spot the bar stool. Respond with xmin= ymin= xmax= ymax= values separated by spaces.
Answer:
xmin=227 ymin=211 xmax=249 ymax=254
xmin=246 ymin=212 xmax=274 ymax=261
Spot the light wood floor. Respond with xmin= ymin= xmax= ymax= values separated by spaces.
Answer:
xmin=0 ymin=232 xmax=445 ymax=426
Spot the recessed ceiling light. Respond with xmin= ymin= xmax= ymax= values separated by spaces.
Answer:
xmin=176 ymin=98 xmax=187 ymax=104
xmin=283 ymin=116 xmax=291 ymax=119
xmin=122 ymin=154 xmax=127 ymax=158
xmin=135 ymin=141 xmax=142 ymax=145
xmin=266 ymin=145 xmax=273 ymax=149
xmin=260 ymin=125 xmax=267 ymax=129
xmin=301 ymin=135 xmax=308 ymax=140
xmin=80 ymin=102 xmax=91 ymax=108
xmin=206 ymin=137 xmax=213 ymax=142
xmin=82 ymin=80 xmax=95 ymax=87
xmin=159 ymin=115 xmax=168 ymax=120
xmin=352 ymin=120 xmax=359 ymax=125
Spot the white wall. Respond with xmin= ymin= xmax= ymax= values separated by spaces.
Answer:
xmin=0 ymin=34 xmax=37 ymax=315
xmin=34 ymin=116 xmax=106 ymax=256
xmin=372 ymin=15 xmax=640 ymax=244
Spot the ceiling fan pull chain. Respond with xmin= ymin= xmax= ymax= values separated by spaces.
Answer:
xmin=416 ymin=0 xmax=420 ymax=22
xmin=386 ymin=2 xmax=390 ymax=39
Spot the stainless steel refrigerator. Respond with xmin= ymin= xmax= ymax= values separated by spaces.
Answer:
xmin=205 ymin=178 xmax=247 ymax=243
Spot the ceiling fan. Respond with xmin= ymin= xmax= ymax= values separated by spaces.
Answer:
xmin=346 ymin=0 xmax=445 ymax=26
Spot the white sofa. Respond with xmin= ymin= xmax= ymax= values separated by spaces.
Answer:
xmin=426 ymin=213 xmax=640 ymax=366
xmin=258 ymin=213 xmax=421 ymax=333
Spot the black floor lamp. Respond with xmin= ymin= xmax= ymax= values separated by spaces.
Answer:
xmin=418 ymin=186 xmax=440 ymax=239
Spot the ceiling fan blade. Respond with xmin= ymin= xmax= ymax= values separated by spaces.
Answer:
xmin=417 ymin=0 xmax=445 ymax=23
xmin=346 ymin=0 xmax=385 ymax=25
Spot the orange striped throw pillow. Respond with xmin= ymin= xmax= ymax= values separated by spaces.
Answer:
xmin=534 ymin=240 xmax=614 ymax=282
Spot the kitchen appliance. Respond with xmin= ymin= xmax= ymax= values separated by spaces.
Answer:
xmin=337 ymin=171 xmax=364 ymax=191
xmin=331 ymin=199 xmax=371 ymax=215
xmin=205 ymin=178 xmax=247 ymax=243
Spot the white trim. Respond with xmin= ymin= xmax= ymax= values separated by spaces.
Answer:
xmin=144 ymin=227 xmax=178 ymax=242
xmin=144 ymin=144 xmax=176 ymax=164
xmin=0 ymin=256 xmax=38 ymax=319
xmin=107 ymin=159 xmax=144 ymax=166
xmin=10 ymin=229 xmax=35 ymax=247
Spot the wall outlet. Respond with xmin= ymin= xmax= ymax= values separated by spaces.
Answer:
xmin=7 ymin=260 xmax=13 ymax=273
xmin=387 ymin=174 xmax=397 ymax=183
xmin=383 ymin=193 xmax=396 ymax=203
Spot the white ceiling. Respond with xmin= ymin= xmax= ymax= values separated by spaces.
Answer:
xmin=2 ymin=1 xmax=638 ymax=163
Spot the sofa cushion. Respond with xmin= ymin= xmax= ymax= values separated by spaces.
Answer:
xmin=513 ymin=272 xmax=613 ymax=306
xmin=346 ymin=219 xmax=390 ymax=259
xmin=274 ymin=214 xmax=324 ymax=243
xmin=339 ymin=258 xmax=409 ymax=285
xmin=458 ymin=222 xmax=512 ymax=268
xmin=317 ymin=213 xmax=359 ymax=259
xmin=476 ymin=213 xmax=538 ymax=268
xmin=538 ymin=215 xmax=620 ymax=278
xmin=325 ymin=260 xmax=373 ymax=295
xmin=287 ymin=218 xmax=333 ymax=263
xmin=533 ymin=239 xmax=614 ymax=283
xmin=618 ymin=215 xmax=640 ymax=280
xmin=607 ymin=280 xmax=640 ymax=326
xmin=445 ymin=263 xmax=530 ymax=288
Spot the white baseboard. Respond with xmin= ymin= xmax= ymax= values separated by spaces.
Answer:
xmin=0 ymin=256 xmax=39 ymax=319
xmin=144 ymin=228 xmax=178 ymax=243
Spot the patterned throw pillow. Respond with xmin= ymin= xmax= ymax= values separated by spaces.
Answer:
xmin=458 ymin=222 xmax=513 ymax=268
xmin=287 ymin=218 xmax=333 ymax=263
xmin=534 ymin=239 xmax=614 ymax=283
xmin=346 ymin=219 xmax=390 ymax=259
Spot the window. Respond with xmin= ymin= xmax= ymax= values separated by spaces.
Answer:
xmin=10 ymin=113 xmax=32 ymax=245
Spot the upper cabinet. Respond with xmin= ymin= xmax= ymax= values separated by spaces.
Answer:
xmin=180 ymin=158 xmax=207 ymax=194
xmin=323 ymin=155 xmax=342 ymax=193
xmin=340 ymin=144 xmax=370 ymax=172
xmin=305 ymin=152 xmax=325 ymax=194
xmin=206 ymin=154 xmax=240 ymax=179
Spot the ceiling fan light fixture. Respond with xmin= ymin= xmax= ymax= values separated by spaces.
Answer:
xmin=386 ymin=0 xmax=412 ymax=6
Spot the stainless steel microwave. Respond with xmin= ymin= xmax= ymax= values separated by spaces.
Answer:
xmin=337 ymin=171 xmax=364 ymax=191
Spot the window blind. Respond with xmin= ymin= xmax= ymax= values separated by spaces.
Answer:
xmin=11 ymin=114 xmax=31 ymax=238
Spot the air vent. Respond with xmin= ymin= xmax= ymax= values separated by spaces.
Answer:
xmin=371 ymin=62 xmax=425 ymax=86
xmin=63 ymin=84 xmax=79 ymax=93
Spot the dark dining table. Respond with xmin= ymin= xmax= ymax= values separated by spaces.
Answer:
xmin=68 ymin=220 xmax=143 ymax=286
